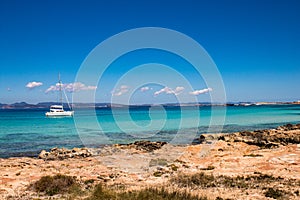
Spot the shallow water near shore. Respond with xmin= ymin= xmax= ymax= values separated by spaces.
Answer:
xmin=0 ymin=104 xmax=300 ymax=158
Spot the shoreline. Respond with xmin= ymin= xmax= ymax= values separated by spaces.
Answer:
xmin=2 ymin=121 xmax=300 ymax=159
xmin=1 ymin=123 xmax=300 ymax=199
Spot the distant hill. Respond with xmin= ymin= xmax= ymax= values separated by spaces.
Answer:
xmin=11 ymin=102 xmax=35 ymax=108
xmin=0 ymin=103 xmax=7 ymax=108
xmin=1 ymin=102 xmax=40 ymax=109
xmin=0 ymin=101 xmax=299 ymax=109
xmin=36 ymin=102 xmax=57 ymax=107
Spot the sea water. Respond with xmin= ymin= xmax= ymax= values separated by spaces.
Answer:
xmin=0 ymin=104 xmax=300 ymax=158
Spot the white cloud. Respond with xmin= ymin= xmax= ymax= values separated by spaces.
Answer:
xmin=45 ymin=85 xmax=57 ymax=93
xmin=154 ymin=86 xmax=184 ymax=96
xmin=189 ymin=88 xmax=212 ymax=95
xmin=112 ymin=85 xmax=129 ymax=96
xmin=140 ymin=86 xmax=150 ymax=92
xmin=26 ymin=81 xmax=43 ymax=89
xmin=45 ymin=82 xmax=97 ymax=93
xmin=175 ymin=86 xmax=184 ymax=94
xmin=64 ymin=82 xmax=97 ymax=92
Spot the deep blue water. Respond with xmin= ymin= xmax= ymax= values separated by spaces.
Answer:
xmin=0 ymin=104 xmax=300 ymax=158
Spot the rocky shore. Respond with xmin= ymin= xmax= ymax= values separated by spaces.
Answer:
xmin=1 ymin=124 xmax=300 ymax=199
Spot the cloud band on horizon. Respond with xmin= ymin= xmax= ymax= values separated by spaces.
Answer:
xmin=45 ymin=82 xmax=97 ymax=93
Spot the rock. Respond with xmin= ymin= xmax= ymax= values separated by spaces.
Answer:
xmin=1 ymin=129 xmax=300 ymax=200
xmin=194 ymin=134 xmax=222 ymax=144
xmin=72 ymin=147 xmax=80 ymax=153
xmin=38 ymin=150 xmax=48 ymax=159
xmin=217 ymin=123 xmax=300 ymax=148
xmin=50 ymin=147 xmax=58 ymax=152
xmin=277 ymin=123 xmax=300 ymax=131
xmin=116 ymin=141 xmax=167 ymax=152
xmin=133 ymin=141 xmax=167 ymax=152
xmin=37 ymin=147 xmax=92 ymax=160
xmin=199 ymin=135 xmax=206 ymax=143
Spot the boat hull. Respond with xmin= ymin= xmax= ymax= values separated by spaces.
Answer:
xmin=45 ymin=111 xmax=74 ymax=117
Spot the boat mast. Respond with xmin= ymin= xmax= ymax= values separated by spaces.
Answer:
xmin=58 ymin=73 xmax=63 ymax=106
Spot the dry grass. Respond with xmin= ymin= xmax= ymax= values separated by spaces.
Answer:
xmin=171 ymin=172 xmax=300 ymax=199
xmin=30 ymin=175 xmax=208 ymax=200
xmin=87 ymin=184 xmax=208 ymax=200
xmin=29 ymin=172 xmax=300 ymax=199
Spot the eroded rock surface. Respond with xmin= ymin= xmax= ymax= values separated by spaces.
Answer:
xmin=114 ymin=140 xmax=167 ymax=152
xmin=199 ymin=123 xmax=300 ymax=148
xmin=38 ymin=147 xmax=92 ymax=160
xmin=1 ymin=124 xmax=299 ymax=199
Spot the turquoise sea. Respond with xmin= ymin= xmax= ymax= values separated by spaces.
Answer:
xmin=0 ymin=104 xmax=300 ymax=158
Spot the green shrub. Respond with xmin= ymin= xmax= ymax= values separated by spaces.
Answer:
xmin=32 ymin=174 xmax=80 ymax=196
xmin=264 ymin=188 xmax=284 ymax=199
xmin=153 ymin=171 xmax=164 ymax=177
xmin=84 ymin=179 xmax=95 ymax=185
xmin=168 ymin=164 xmax=179 ymax=171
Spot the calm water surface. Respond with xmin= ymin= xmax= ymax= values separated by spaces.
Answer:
xmin=0 ymin=105 xmax=299 ymax=158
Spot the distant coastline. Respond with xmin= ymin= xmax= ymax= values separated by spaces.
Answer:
xmin=1 ymin=101 xmax=300 ymax=109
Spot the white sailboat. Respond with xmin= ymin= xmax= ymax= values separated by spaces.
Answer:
xmin=45 ymin=74 xmax=74 ymax=117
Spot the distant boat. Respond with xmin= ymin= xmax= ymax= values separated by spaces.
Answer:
xmin=45 ymin=74 xmax=74 ymax=117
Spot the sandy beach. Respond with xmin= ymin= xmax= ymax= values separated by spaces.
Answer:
xmin=1 ymin=123 xmax=300 ymax=200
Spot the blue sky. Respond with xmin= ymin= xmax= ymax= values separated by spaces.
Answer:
xmin=0 ymin=0 xmax=299 ymax=104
